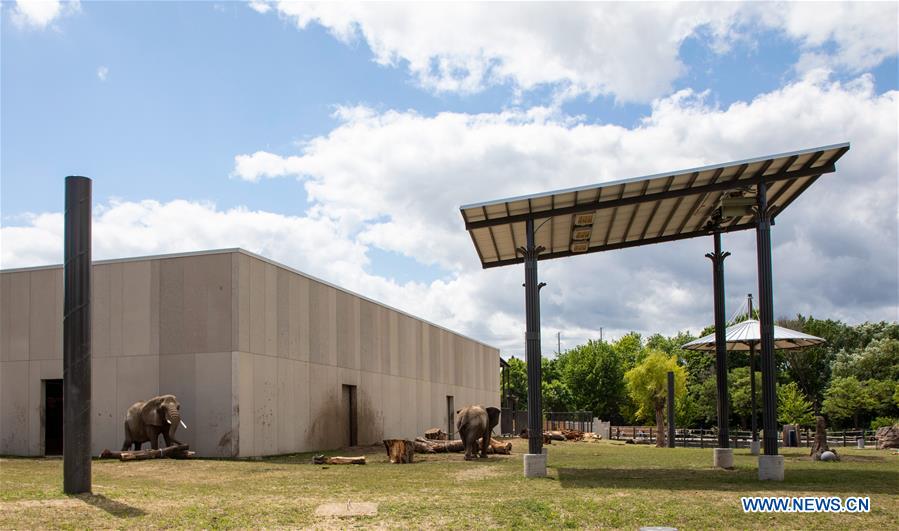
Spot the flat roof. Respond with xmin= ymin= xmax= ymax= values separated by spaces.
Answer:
xmin=1 ymin=248 xmax=498 ymax=351
xmin=460 ymin=143 xmax=850 ymax=269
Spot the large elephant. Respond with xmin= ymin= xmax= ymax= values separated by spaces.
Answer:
xmin=121 ymin=394 xmax=185 ymax=451
xmin=455 ymin=405 xmax=501 ymax=460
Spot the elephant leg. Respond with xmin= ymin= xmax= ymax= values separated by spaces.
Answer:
xmin=146 ymin=427 xmax=159 ymax=450
xmin=133 ymin=442 xmax=141 ymax=451
xmin=122 ymin=424 xmax=133 ymax=452
xmin=479 ymin=433 xmax=490 ymax=458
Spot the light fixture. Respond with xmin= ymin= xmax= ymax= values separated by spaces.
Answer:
xmin=718 ymin=194 xmax=756 ymax=219
xmin=573 ymin=212 xmax=595 ymax=226
xmin=572 ymin=227 xmax=592 ymax=241
xmin=570 ymin=241 xmax=589 ymax=253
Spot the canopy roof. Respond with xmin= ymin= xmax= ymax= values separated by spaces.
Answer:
xmin=460 ymin=143 xmax=850 ymax=269
xmin=681 ymin=319 xmax=825 ymax=351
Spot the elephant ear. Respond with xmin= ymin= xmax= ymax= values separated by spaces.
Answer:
xmin=140 ymin=397 xmax=164 ymax=426
xmin=486 ymin=407 xmax=501 ymax=430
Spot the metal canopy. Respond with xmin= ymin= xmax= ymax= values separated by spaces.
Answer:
xmin=682 ymin=319 xmax=825 ymax=351
xmin=460 ymin=143 xmax=850 ymax=269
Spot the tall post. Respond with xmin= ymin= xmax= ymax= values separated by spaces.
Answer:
xmin=64 ymin=176 xmax=92 ymax=494
xmin=523 ymin=218 xmax=544 ymax=457
xmin=748 ymin=294 xmax=759 ymax=454
xmin=756 ymin=180 xmax=783 ymax=480
xmin=667 ymin=371 xmax=675 ymax=449
xmin=706 ymin=231 xmax=730 ymax=448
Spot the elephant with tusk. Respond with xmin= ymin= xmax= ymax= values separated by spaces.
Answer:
xmin=121 ymin=394 xmax=186 ymax=451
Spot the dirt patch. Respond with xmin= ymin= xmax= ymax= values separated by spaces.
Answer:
xmin=1 ymin=499 xmax=82 ymax=510
xmin=314 ymin=502 xmax=378 ymax=517
xmin=453 ymin=466 xmax=502 ymax=482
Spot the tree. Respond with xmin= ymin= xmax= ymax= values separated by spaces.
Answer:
xmin=822 ymin=376 xmax=876 ymax=428
xmin=543 ymin=380 xmax=574 ymax=412
xmin=562 ymin=340 xmax=626 ymax=421
xmin=729 ymin=366 xmax=762 ymax=427
xmin=624 ymin=350 xmax=687 ymax=447
xmin=777 ymin=382 xmax=814 ymax=426
xmin=833 ymin=338 xmax=899 ymax=382
xmin=614 ymin=332 xmax=644 ymax=369
xmin=503 ymin=357 xmax=528 ymax=409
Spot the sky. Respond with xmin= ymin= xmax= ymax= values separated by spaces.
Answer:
xmin=2 ymin=1 xmax=897 ymax=357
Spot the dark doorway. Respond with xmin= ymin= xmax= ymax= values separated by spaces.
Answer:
xmin=343 ymin=385 xmax=358 ymax=447
xmin=44 ymin=379 xmax=63 ymax=455
xmin=446 ymin=395 xmax=455 ymax=439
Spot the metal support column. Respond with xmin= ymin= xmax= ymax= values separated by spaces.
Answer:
xmin=667 ymin=371 xmax=675 ymax=449
xmin=755 ymin=181 xmax=778 ymax=456
xmin=748 ymin=294 xmax=758 ymax=444
xmin=522 ymin=218 xmax=544 ymax=455
xmin=64 ymin=176 xmax=92 ymax=494
xmin=706 ymin=231 xmax=730 ymax=448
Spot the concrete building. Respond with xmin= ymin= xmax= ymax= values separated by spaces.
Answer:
xmin=0 ymin=249 xmax=499 ymax=457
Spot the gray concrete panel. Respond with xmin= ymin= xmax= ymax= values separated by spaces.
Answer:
xmin=358 ymin=369 xmax=383 ymax=445
xmin=308 ymin=282 xmax=332 ymax=365
xmin=122 ymin=261 xmax=152 ymax=357
xmin=204 ymin=254 xmax=232 ymax=353
xmin=91 ymin=265 xmax=110 ymax=359
xmin=158 ymin=259 xmax=185 ymax=355
xmin=264 ymin=264 xmax=277 ymax=357
xmin=237 ymin=351 xmax=254 ymax=457
xmin=359 ymin=300 xmax=378 ymax=373
xmin=277 ymin=269 xmax=290 ymax=358
xmin=336 ymin=291 xmax=359 ymax=370
xmin=109 ymin=264 xmax=124 ymax=357
xmin=1 ymin=361 xmax=30 ymax=454
xmin=27 ymin=270 xmax=57 ymax=360
xmin=276 ymin=357 xmax=297 ymax=454
xmin=149 ymin=261 xmax=160 ymax=356
xmin=253 ymin=353 xmax=277 ymax=455
xmin=294 ymin=275 xmax=310 ymax=362
xmin=236 ymin=254 xmax=250 ymax=353
xmin=91 ymin=357 xmax=118 ymax=454
xmin=195 ymin=351 xmax=234 ymax=457
xmin=181 ymin=257 xmax=206 ymax=354
xmin=0 ymin=274 xmax=11 ymax=361
xmin=248 ymin=257 xmax=265 ymax=355
xmin=5 ymin=272 xmax=30 ymax=361
xmin=308 ymin=362 xmax=339 ymax=450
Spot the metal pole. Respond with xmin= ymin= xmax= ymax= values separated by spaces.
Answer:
xmin=64 ymin=176 xmax=92 ymax=494
xmin=748 ymin=294 xmax=758 ymax=444
xmin=667 ymin=371 xmax=675 ymax=448
xmin=706 ymin=231 xmax=730 ymax=448
xmin=755 ymin=181 xmax=778 ymax=456
xmin=523 ymin=218 xmax=544 ymax=455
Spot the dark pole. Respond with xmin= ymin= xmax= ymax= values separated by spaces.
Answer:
xmin=748 ymin=294 xmax=758 ymax=443
xmin=667 ymin=371 xmax=675 ymax=449
xmin=755 ymin=181 xmax=778 ymax=456
xmin=706 ymin=231 xmax=730 ymax=448
xmin=523 ymin=218 xmax=544 ymax=455
xmin=64 ymin=176 xmax=92 ymax=494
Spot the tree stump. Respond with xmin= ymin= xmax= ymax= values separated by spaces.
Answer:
xmin=810 ymin=416 xmax=839 ymax=461
xmin=424 ymin=428 xmax=448 ymax=440
xmin=383 ymin=439 xmax=415 ymax=463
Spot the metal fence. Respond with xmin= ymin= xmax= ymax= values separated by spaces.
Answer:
xmin=500 ymin=410 xmax=594 ymax=436
xmin=610 ymin=426 xmax=879 ymax=448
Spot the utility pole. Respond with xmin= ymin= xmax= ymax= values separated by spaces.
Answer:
xmin=557 ymin=332 xmax=561 ymax=355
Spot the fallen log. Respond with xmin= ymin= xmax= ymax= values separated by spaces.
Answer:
xmin=413 ymin=437 xmax=511 ymax=455
xmin=99 ymin=444 xmax=191 ymax=461
xmin=383 ymin=439 xmax=415 ymax=463
xmin=424 ymin=428 xmax=448 ymax=440
xmin=312 ymin=455 xmax=366 ymax=465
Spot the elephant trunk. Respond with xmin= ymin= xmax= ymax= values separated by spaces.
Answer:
xmin=166 ymin=406 xmax=181 ymax=439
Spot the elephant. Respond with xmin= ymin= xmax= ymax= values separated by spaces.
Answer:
xmin=121 ymin=394 xmax=186 ymax=451
xmin=455 ymin=405 xmax=501 ymax=460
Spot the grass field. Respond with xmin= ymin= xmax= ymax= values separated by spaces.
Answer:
xmin=2 ymin=439 xmax=897 ymax=529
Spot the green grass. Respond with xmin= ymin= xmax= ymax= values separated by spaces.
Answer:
xmin=2 ymin=440 xmax=897 ymax=529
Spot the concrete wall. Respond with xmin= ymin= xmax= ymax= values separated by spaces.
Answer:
xmin=0 ymin=249 xmax=499 ymax=457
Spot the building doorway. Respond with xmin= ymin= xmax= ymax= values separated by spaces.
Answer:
xmin=343 ymin=385 xmax=358 ymax=447
xmin=446 ymin=395 xmax=455 ymax=440
xmin=44 ymin=379 xmax=63 ymax=455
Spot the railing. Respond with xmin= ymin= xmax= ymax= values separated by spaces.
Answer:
xmin=610 ymin=426 xmax=879 ymax=448
xmin=544 ymin=411 xmax=593 ymax=432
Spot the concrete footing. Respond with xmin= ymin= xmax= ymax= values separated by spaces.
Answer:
xmin=750 ymin=440 xmax=760 ymax=455
xmin=713 ymin=448 xmax=733 ymax=469
xmin=758 ymin=455 xmax=784 ymax=481
xmin=523 ymin=453 xmax=547 ymax=477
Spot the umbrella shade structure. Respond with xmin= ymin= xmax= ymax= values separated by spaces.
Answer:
xmin=681 ymin=319 xmax=825 ymax=351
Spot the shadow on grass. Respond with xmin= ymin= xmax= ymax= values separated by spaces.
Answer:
xmin=555 ymin=466 xmax=899 ymax=494
xmin=70 ymin=493 xmax=146 ymax=518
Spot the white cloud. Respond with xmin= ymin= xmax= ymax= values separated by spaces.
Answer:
xmin=96 ymin=66 xmax=108 ymax=81
xmin=4 ymin=74 xmax=896 ymax=354
xmin=252 ymin=2 xmax=897 ymax=102
xmin=10 ymin=0 xmax=80 ymax=29
xmin=247 ymin=0 xmax=271 ymax=15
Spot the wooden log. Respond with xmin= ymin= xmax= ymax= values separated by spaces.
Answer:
xmin=115 ymin=444 xmax=190 ymax=461
xmin=383 ymin=439 xmax=415 ymax=463
xmin=424 ymin=428 xmax=448 ymax=440
xmin=413 ymin=437 xmax=511 ymax=455
xmin=312 ymin=455 xmax=366 ymax=465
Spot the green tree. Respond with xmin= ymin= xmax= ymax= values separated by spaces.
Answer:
xmin=730 ymin=366 xmax=762 ymax=426
xmin=561 ymin=340 xmax=626 ymax=421
xmin=503 ymin=357 xmax=528 ymax=409
xmin=543 ymin=380 xmax=574 ymax=412
xmin=614 ymin=332 xmax=644 ymax=369
xmin=822 ymin=376 xmax=877 ymax=428
xmin=624 ymin=350 xmax=687 ymax=447
xmin=777 ymin=382 xmax=814 ymax=426
xmin=832 ymin=338 xmax=899 ymax=382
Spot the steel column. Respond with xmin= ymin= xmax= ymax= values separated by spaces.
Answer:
xmin=755 ymin=181 xmax=778 ymax=456
xmin=748 ymin=294 xmax=758 ymax=443
xmin=64 ymin=176 xmax=92 ymax=494
xmin=667 ymin=371 xmax=675 ymax=448
xmin=706 ymin=231 xmax=730 ymax=448
xmin=523 ymin=218 xmax=544 ymax=455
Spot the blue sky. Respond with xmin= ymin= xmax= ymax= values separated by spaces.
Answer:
xmin=2 ymin=1 xmax=897 ymax=352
